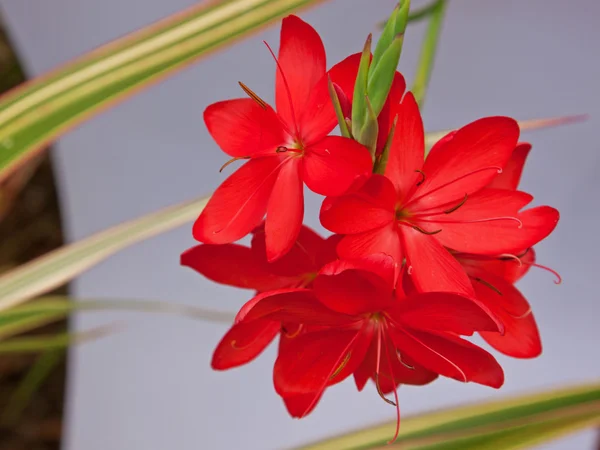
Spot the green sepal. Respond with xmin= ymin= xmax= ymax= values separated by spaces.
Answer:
xmin=367 ymin=34 xmax=404 ymax=116
xmin=371 ymin=0 xmax=410 ymax=73
xmin=358 ymin=95 xmax=379 ymax=159
xmin=351 ymin=34 xmax=372 ymax=139
xmin=327 ymin=76 xmax=351 ymax=138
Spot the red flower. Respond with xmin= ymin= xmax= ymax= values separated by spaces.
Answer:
xmin=320 ymin=92 xmax=559 ymax=297
xmin=193 ymin=16 xmax=372 ymax=261
xmin=226 ymin=254 xmax=503 ymax=440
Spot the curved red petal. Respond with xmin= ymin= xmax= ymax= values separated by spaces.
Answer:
xmin=320 ymin=174 xmax=396 ymax=234
xmin=302 ymin=136 xmax=373 ymax=196
xmin=376 ymin=72 xmax=407 ymax=153
xmin=181 ymin=244 xmax=294 ymax=291
xmin=273 ymin=329 xmax=361 ymax=414
xmin=433 ymin=205 xmax=559 ymax=255
xmin=204 ymin=99 xmax=287 ymax=157
xmin=401 ymin=226 xmax=474 ymax=297
xmin=314 ymin=255 xmax=396 ymax=315
xmin=337 ymin=224 xmax=403 ymax=263
xmin=276 ymin=15 xmax=326 ymax=134
xmin=281 ymin=393 xmax=323 ymax=418
xmin=391 ymin=328 xmax=504 ymax=388
xmin=211 ymin=319 xmax=280 ymax=370
xmin=393 ymin=292 xmax=501 ymax=335
xmin=412 ymin=117 xmax=520 ymax=210
xmin=192 ymin=157 xmax=281 ymax=244
xmin=487 ymin=142 xmax=532 ymax=191
xmin=385 ymin=92 xmax=424 ymax=199
xmin=298 ymin=75 xmax=337 ymax=144
xmin=265 ymin=158 xmax=304 ymax=262
xmin=327 ymin=53 xmax=362 ymax=103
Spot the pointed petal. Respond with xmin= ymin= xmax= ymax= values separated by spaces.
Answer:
xmin=391 ymin=328 xmax=504 ymax=388
xmin=204 ymin=99 xmax=287 ymax=157
xmin=385 ymin=92 xmax=425 ymax=198
xmin=471 ymin=273 xmax=542 ymax=358
xmin=487 ymin=142 xmax=532 ymax=190
xmin=413 ymin=117 xmax=520 ymax=209
xmin=393 ymin=292 xmax=501 ymax=335
xmin=252 ymin=224 xmax=325 ymax=277
xmin=432 ymin=205 xmax=559 ymax=255
xmin=181 ymin=244 xmax=293 ymax=291
xmin=376 ymin=72 xmax=407 ymax=153
xmin=327 ymin=53 xmax=362 ymax=104
xmin=282 ymin=393 xmax=322 ymax=418
xmin=298 ymin=75 xmax=336 ymax=144
xmin=302 ymin=136 xmax=373 ymax=196
xmin=265 ymin=158 xmax=304 ymax=262
xmin=211 ymin=319 xmax=280 ymax=370
xmin=320 ymin=174 xmax=396 ymax=234
xmin=192 ymin=157 xmax=281 ymax=244
xmin=273 ymin=329 xmax=361 ymax=416
xmin=314 ymin=254 xmax=396 ymax=315
xmin=337 ymin=224 xmax=403 ymax=263
xmin=276 ymin=15 xmax=326 ymax=133
xmin=401 ymin=226 xmax=474 ymax=297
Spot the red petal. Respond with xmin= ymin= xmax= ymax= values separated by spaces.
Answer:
xmin=457 ymin=248 xmax=536 ymax=284
xmin=192 ymin=157 xmax=281 ymax=244
xmin=276 ymin=15 xmax=326 ymax=135
xmin=487 ymin=142 xmax=532 ymax=191
xmin=298 ymin=75 xmax=336 ymax=144
xmin=411 ymin=117 xmax=520 ymax=210
xmin=242 ymin=289 xmax=353 ymax=326
xmin=181 ymin=244 xmax=294 ymax=291
xmin=204 ymin=99 xmax=287 ymax=157
xmin=376 ymin=72 xmax=407 ymax=153
xmin=401 ymin=226 xmax=474 ymax=297
xmin=327 ymin=53 xmax=362 ymax=103
xmin=337 ymin=224 xmax=403 ymax=263
xmin=252 ymin=224 xmax=324 ymax=278
xmin=211 ymin=319 xmax=280 ymax=370
xmin=265 ymin=158 xmax=304 ymax=262
xmin=391 ymin=328 xmax=504 ymax=388
xmin=273 ymin=329 xmax=362 ymax=416
xmin=432 ymin=205 xmax=559 ymax=255
xmin=282 ymin=393 xmax=323 ymax=418
xmin=471 ymin=273 xmax=542 ymax=358
xmin=320 ymin=174 xmax=396 ymax=234
xmin=385 ymin=92 xmax=424 ymax=199
xmin=392 ymin=292 xmax=501 ymax=335
xmin=302 ymin=136 xmax=372 ymax=196
xmin=314 ymin=255 xmax=396 ymax=315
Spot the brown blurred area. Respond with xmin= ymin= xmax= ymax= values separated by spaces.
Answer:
xmin=0 ymin=14 xmax=66 ymax=450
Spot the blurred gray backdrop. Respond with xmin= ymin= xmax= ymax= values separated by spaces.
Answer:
xmin=1 ymin=0 xmax=599 ymax=449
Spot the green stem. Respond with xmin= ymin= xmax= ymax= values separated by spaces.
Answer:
xmin=411 ymin=0 xmax=447 ymax=107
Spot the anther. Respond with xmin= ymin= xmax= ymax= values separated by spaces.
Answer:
xmin=397 ymin=351 xmax=415 ymax=370
xmin=374 ymin=373 xmax=397 ymax=406
xmin=276 ymin=146 xmax=288 ymax=153
xmin=238 ymin=82 xmax=267 ymax=109
xmin=444 ymin=194 xmax=468 ymax=214
xmin=219 ymin=156 xmax=249 ymax=173
xmin=412 ymin=224 xmax=442 ymax=235
xmin=330 ymin=351 xmax=352 ymax=381
xmin=415 ymin=169 xmax=426 ymax=186
xmin=473 ymin=277 xmax=503 ymax=295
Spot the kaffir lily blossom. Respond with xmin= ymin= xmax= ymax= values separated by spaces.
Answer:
xmin=224 ymin=254 xmax=503 ymax=440
xmin=181 ymin=225 xmax=338 ymax=369
xmin=320 ymin=91 xmax=560 ymax=297
xmin=193 ymin=16 xmax=372 ymax=262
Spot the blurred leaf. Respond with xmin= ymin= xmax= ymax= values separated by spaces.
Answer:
xmin=0 ymin=295 xmax=235 ymax=341
xmin=411 ymin=0 xmax=446 ymax=107
xmin=298 ymin=382 xmax=600 ymax=450
xmin=424 ymin=114 xmax=588 ymax=150
xmin=0 ymin=0 xmax=327 ymax=183
xmin=0 ymin=325 xmax=116 ymax=353
xmin=377 ymin=0 xmax=445 ymax=28
xmin=0 ymin=196 xmax=208 ymax=312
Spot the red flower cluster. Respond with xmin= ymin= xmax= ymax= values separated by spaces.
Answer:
xmin=182 ymin=15 xmax=559 ymax=439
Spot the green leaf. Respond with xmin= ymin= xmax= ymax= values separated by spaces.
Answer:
xmin=0 ymin=0 xmax=325 ymax=183
xmin=297 ymin=382 xmax=600 ymax=450
xmin=351 ymin=34 xmax=372 ymax=139
xmin=0 ymin=295 xmax=235 ymax=341
xmin=0 ymin=196 xmax=209 ymax=313
xmin=411 ymin=0 xmax=447 ymax=107
xmin=0 ymin=326 xmax=116 ymax=353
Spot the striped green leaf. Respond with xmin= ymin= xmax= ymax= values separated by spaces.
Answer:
xmin=0 ymin=0 xmax=326 ymax=183
xmin=298 ymin=383 xmax=600 ymax=450
xmin=0 ymin=196 xmax=208 ymax=312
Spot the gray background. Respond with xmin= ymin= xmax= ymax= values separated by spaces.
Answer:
xmin=1 ymin=0 xmax=599 ymax=449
